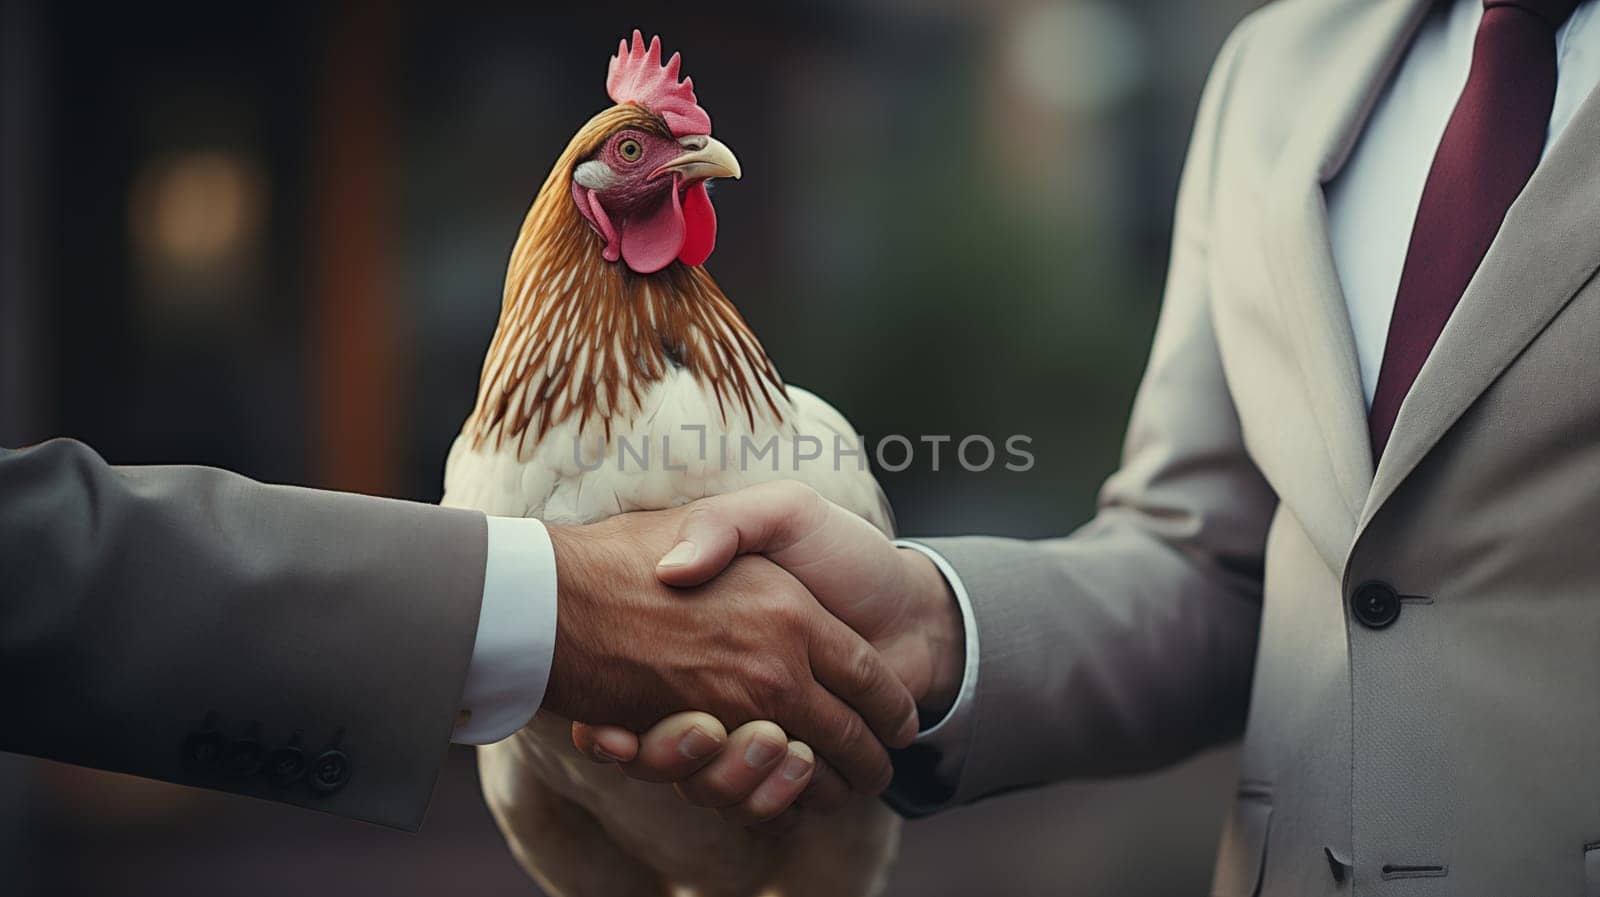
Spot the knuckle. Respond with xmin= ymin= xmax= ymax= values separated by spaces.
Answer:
xmin=765 ymin=584 xmax=815 ymax=629
xmin=848 ymin=646 xmax=881 ymax=693
xmin=746 ymin=660 xmax=797 ymax=710
xmin=768 ymin=479 xmax=818 ymax=505
xmin=834 ymin=712 xmax=867 ymax=751
xmin=771 ymin=670 xmax=802 ymax=704
xmin=778 ymin=481 xmax=830 ymax=531
xmin=680 ymin=501 xmax=719 ymax=530
xmin=756 ymin=585 xmax=793 ymax=617
xmin=775 ymin=599 xmax=811 ymax=634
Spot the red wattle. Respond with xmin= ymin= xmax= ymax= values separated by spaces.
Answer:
xmin=618 ymin=180 xmax=686 ymax=274
xmin=677 ymin=180 xmax=717 ymax=267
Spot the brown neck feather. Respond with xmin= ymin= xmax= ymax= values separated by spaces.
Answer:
xmin=464 ymin=106 xmax=787 ymax=457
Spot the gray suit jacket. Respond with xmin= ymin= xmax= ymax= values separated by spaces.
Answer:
xmin=0 ymin=438 xmax=488 ymax=830
xmin=900 ymin=1 xmax=1600 ymax=894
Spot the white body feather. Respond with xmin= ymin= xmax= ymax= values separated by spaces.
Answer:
xmin=444 ymin=365 xmax=900 ymax=897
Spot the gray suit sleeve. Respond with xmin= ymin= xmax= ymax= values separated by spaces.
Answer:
xmin=0 ymin=438 xmax=489 ymax=830
xmin=888 ymin=19 xmax=1274 ymax=815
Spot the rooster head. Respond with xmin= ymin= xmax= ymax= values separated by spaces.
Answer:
xmin=566 ymin=31 xmax=739 ymax=274
xmin=469 ymin=32 xmax=781 ymax=453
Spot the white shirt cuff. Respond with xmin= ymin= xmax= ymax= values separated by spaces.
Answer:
xmin=893 ymin=539 xmax=979 ymax=741
xmin=452 ymin=516 xmax=558 ymax=745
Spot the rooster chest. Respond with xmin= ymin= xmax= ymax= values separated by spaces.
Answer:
xmin=444 ymin=366 xmax=886 ymax=531
xmin=446 ymin=366 xmax=777 ymax=522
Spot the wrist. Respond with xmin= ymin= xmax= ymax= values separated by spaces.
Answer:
xmin=544 ymin=524 xmax=599 ymax=721
xmin=896 ymin=546 xmax=964 ymax=725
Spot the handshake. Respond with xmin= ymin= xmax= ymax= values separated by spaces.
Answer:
xmin=539 ymin=481 xmax=966 ymax=830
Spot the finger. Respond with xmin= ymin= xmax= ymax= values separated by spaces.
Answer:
xmin=654 ymin=482 xmax=832 ymax=587
xmin=675 ymin=720 xmax=789 ymax=809
xmin=795 ymin=756 xmax=851 ymax=812
xmin=571 ymin=721 xmax=640 ymax=764
xmin=618 ymin=712 xmax=727 ymax=784
xmin=787 ymin=684 xmax=894 ymax=794
xmin=720 ymin=741 xmax=815 ymax=828
xmin=808 ymin=612 xmax=919 ymax=748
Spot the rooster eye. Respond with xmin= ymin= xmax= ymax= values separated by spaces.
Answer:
xmin=617 ymin=139 xmax=643 ymax=162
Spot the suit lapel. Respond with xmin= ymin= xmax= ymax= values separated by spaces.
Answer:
xmin=1262 ymin=0 xmax=1433 ymax=563
xmin=1359 ymin=81 xmax=1600 ymax=529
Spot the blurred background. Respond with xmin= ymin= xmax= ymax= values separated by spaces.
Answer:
xmin=0 ymin=0 xmax=1260 ymax=893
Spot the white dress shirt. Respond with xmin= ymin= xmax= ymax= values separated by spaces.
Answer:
xmin=1330 ymin=0 xmax=1599 ymax=406
xmin=453 ymin=0 xmax=1600 ymax=765
xmin=452 ymin=517 xmax=557 ymax=743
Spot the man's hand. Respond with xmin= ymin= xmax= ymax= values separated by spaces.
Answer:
xmin=575 ymin=711 xmax=840 ymax=832
xmin=651 ymin=482 xmax=964 ymax=720
xmin=541 ymin=504 xmax=920 ymax=794
xmin=570 ymin=482 xmax=967 ymax=823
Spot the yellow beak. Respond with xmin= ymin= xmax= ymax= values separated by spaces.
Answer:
xmin=655 ymin=134 xmax=741 ymax=182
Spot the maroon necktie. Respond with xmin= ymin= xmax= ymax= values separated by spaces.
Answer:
xmin=1367 ymin=0 xmax=1578 ymax=459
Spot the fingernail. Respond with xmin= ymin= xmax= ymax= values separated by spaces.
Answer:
xmin=657 ymin=540 xmax=697 ymax=568
xmin=780 ymin=752 xmax=813 ymax=782
xmin=678 ymin=726 xmax=719 ymax=760
xmin=744 ymin=737 xmax=784 ymax=769
xmin=593 ymin=745 xmax=624 ymax=763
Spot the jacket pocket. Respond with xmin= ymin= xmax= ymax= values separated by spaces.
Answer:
xmin=1211 ymin=782 xmax=1273 ymax=897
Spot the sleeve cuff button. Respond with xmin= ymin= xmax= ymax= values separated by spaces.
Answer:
xmin=310 ymin=749 xmax=353 ymax=794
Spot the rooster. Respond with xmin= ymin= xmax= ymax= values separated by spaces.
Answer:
xmin=442 ymin=32 xmax=899 ymax=897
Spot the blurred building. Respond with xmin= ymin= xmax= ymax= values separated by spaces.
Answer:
xmin=1 ymin=0 xmax=1257 ymax=894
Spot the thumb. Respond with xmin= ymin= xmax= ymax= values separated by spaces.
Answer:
xmin=654 ymin=482 xmax=903 ymax=640
xmin=654 ymin=481 xmax=832 ymax=588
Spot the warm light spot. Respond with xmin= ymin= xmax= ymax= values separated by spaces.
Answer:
xmin=128 ymin=149 xmax=267 ymax=307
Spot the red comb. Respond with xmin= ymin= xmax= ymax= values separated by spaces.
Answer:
xmin=606 ymin=30 xmax=711 ymax=137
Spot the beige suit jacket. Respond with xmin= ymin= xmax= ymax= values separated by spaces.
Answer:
xmin=903 ymin=1 xmax=1600 ymax=894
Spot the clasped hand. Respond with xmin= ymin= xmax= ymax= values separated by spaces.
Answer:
xmin=545 ymin=481 xmax=962 ymax=831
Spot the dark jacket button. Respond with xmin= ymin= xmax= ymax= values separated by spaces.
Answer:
xmin=1351 ymin=581 xmax=1401 ymax=629
xmin=266 ymin=744 xmax=307 ymax=788
xmin=310 ymin=749 xmax=352 ymax=794
xmin=223 ymin=736 xmax=265 ymax=778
